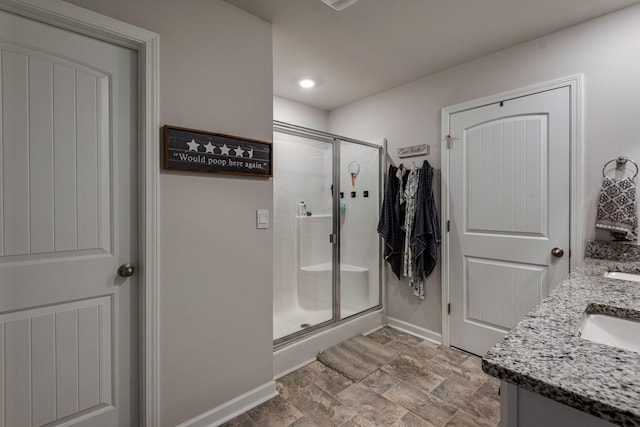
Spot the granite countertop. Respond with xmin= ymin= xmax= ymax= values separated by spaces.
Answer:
xmin=482 ymin=256 xmax=640 ymax=426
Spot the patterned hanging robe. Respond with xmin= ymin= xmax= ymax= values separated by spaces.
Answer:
xmin=402 ymin=168 xmax=420 ymax=280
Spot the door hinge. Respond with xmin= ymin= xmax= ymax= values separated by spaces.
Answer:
xmin=447 ymin=221 xmax=450 ymax=232
xmin=329 ymin=234 xmax=337 ymax=244
xmin=446 ymin=135 xmax=453 ymax=149
xmin=448 ymin=303 xmax=451 ymax=314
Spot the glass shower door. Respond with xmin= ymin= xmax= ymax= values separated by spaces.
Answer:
xmin=272 ymin=121 xmax=383 ymax=346
xmin=272 ymin=131 xmax=335 ymax=343
xmin=338 ymin=140 xmax=381 ymax=319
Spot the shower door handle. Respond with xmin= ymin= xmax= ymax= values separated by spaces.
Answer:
xmin=329 ymin=234 xmax=337 ymax=244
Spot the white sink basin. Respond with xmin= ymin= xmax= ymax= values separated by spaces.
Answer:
xmin=578 ymin=313 xmax=640 ymax=353
xmin=603 ymin=271 xmax=640 ymax=283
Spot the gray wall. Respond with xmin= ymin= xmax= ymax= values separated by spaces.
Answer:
xmin=274 ymin=96 xmax=330 ymax=130
xmin=329 ymin=5 xmax=640 ymax=336
xmin=64 ymin=1 xmax=273 ymax=425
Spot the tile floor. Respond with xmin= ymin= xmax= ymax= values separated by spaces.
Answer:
xmin=223 ymin=327 xmax=500 ymax=426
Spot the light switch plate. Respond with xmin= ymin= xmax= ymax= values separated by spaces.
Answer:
xmin=257 ymin=209 xmax=269 ymax=229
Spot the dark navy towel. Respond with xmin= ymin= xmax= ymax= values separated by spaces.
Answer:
xmin=411 ymin=160 xmax=441 ymax=281
xmin=378 ymin=165 xmax=404 ymax=279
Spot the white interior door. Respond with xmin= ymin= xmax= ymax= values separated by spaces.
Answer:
xmin=0 ymin=10 xmax=137 ymax=426
xmin=448 ymin=87 xmax=570 ymax=356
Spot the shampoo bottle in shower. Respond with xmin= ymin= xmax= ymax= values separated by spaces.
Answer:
xmin=298 ymin=201 xmax=307 ymax=216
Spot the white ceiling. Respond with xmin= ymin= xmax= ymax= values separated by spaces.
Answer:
xmin=224 ymin=0 xmax=639 ymax=111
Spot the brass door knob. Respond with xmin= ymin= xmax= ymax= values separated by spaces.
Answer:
xmin=551 ymin=248 xmax=564 ymax=258
xmin=118 ymin=263 xmax=135 ymax=277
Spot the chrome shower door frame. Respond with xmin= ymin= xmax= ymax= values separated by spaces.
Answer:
xmin=272 ymin=121 xmax=385 ymax=348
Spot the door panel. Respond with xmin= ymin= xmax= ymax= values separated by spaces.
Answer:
xmin=449 ymin=87 xmax=570 ymax=356
xmin=1 ymin=298 xmax=113 ymax=426
xmin=466 ymin=116 xmax=548 ymax=237
xmin=466 ymin=257 xmax=547 ymax=330
xmin=54 ymin=62 xmax=83 ymax=252
xmin=1 ymin=47 xmax=111 ymax=259
xmin=0 ymin=10 xmax=136 ymax=426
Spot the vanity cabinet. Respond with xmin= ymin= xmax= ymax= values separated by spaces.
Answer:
xmin=500 ymin=382 xmax=615 ymax=427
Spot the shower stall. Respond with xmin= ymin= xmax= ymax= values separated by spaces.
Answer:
xmin=273 ymin=121 xmax=383 ymax=346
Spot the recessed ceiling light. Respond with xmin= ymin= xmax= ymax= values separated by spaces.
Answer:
xmin=299 ymin=78 xmax=316 ymax=89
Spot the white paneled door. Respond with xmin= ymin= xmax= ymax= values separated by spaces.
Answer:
xmin=0 ymin=10 xmax=137 ymax=427
xmin=448 ymin=87 xmax=570 ymax=356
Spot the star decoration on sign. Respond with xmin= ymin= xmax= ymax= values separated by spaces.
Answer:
xmin=186 ymin=139 xmax=200 ymax=152
xmin=235 ymin=146 xmax=245 ymax=157
xmin=220 ymin=144 xmax=231 ymax=156
xmin=204 ymin=142 xmax=216 ymax=154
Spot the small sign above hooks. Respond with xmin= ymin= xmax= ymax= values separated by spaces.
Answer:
xmin=398 ymin=144 xmax=429 ymax=158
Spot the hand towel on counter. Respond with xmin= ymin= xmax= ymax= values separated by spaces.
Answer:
xmin=596 ymin=176 xmax=637 ymax=240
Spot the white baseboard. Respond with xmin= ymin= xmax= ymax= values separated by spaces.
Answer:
xmin=364 ymin=323 xmax=386 ymax=336
xmin=274 ymin=357 xmax=316 ymax=380
xmin=176 ymin=380 xmax=278 ymax=427
xmin=386 ymin=317 xmax=442 ymax=345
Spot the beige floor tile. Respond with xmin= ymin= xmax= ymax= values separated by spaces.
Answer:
xmin=360 ymin=369 xmax=402 ymax=394
xmin=382 ymin=355 xmax=445 ymax=393
xmin=339 ymin=414 xmax=378 ymax=427
xmin=389 ymin=341 xmax=438 ymax=365
xmin=444 ymin=409 xmax=496 ymax=427
xmin=383 ymin=381 xmax=457 ymax=427
xmin=474 ymin=380 xmax=500 ymax=402
xmin=219 ymin=413 xmax=257 ymax=427
xmin=277 ymin=368 xmax=314 ymax=400
xmin=434 ymin=346 xmax=470 ymax=366
xmin=379 ymin=327 xmax=425 ymax=346
xmin=392 ymin=411 xmax=437 ymax=427
xmin=432 ymin=380 xmax=499 ymax=425
xmin=426 ymin=356 xmax=487 ymax=388
xmin=456 ymin=393 xmax=499 ymax=425
xmin=367 ymin=328 xmax=395 ymax=345
xmin=247 ymin=395 xmax=303 ymax=426
xmin=337 ymin=383 xmax=408 ymax=426
xmin=303 ymin=361 xmax=353 ymax=396
xmin=460 ymin=355 xmax=483 ymax=373
xmin=431 ymin=379 xmax=477 ymax=409
xmin=233 ymin=330 xmax=505 ymax=427
xmin=486 ymin=375 xmax=501 ymax=388
xmin=288 ymin=383 xmax=355 ymax=427
xmin=415 ymin=340 xmax=443 ymax=353
xmin=290 ymin=416 xmax=318 ymax=426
